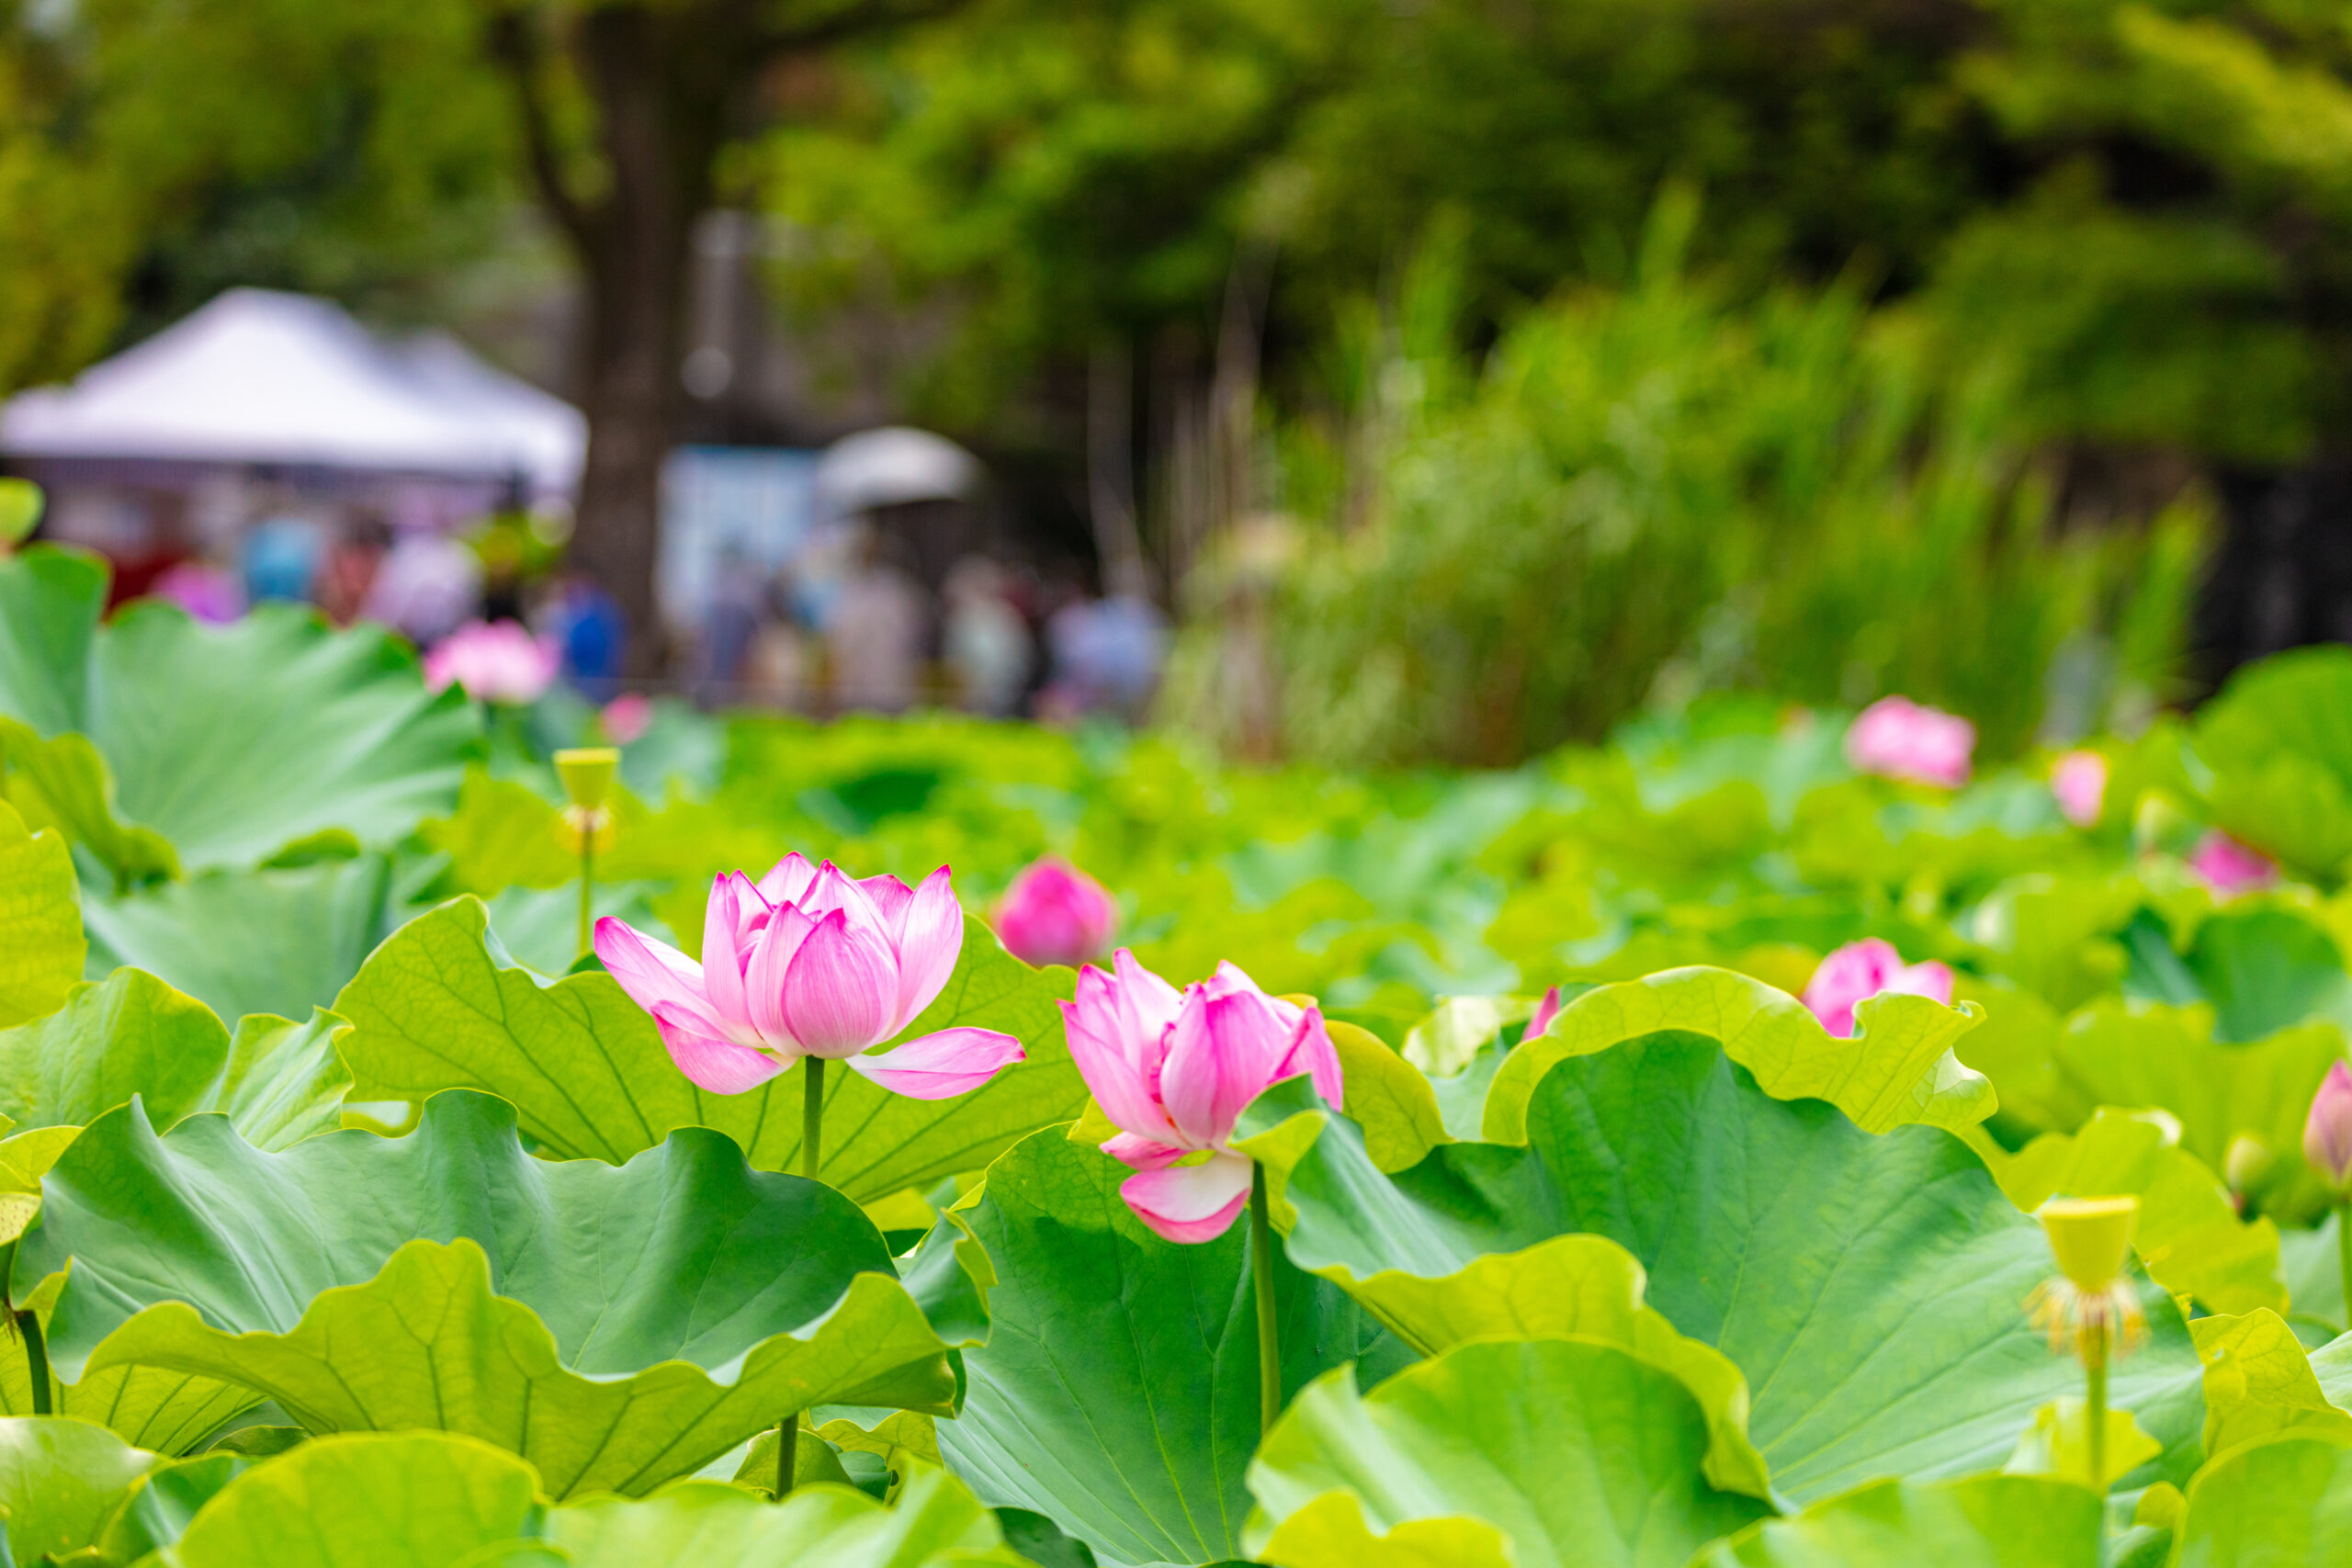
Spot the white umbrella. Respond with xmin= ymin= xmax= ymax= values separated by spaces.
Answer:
xmin=813 ymin=425 xmax=982 ymax=516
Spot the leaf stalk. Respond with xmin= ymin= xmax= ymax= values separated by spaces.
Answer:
xmin=1250 ymin=1161 xmax=1280 ymax=1436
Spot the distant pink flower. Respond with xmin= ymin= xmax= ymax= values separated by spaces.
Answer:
xmin=2306 ymin=1061 xmax=2352 ymax=1190
xmin=2052 ymin=750 xmax=2108 ymax=828
xmin=424 ymin=619 xmax=560 ymax=705
xmin=994 ymin=857 xmax=1118 ymax=968
xmin=1802 ymin=939 xmax=1955 ymax=1037
xmin=1062 ymin=951 xmax=1342 ymax=1244
xmin=595 ymin=853 xmax=1023 ymax=1099
xmin=2189 ymin=831 xmax=2277 ymax=897
xmin=1522 ymin=985 xmax=1564 ymax=1044
xmin=602 ymin=693 xmax=653 ymax=744
xmin=152 ymin=562 xmax=243 ymax=625
xmin=1846 ymin=696 xmax=1974 ymax=788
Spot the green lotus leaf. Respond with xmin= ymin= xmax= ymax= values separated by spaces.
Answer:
xmin=0 ymin=546 xmax=102 ymax=740
xmin=334 ymin=898 xmax=1085 ymax=1201
xmin=1484 ymin=966 xmax=1994 ymax=1144
xmin=1243 ymin=1338 xmax=1767 ymax=1568
xmin=153 ymin=1429 xmax=1029 ymax=1568
xmin=1691 ymin=1474 xmax=2102 ymax=1566
xmin=2044 ymin=1001 xmax=2346 ymax=1224
xmin=2166 ymin=906 xmax=2352 ymax=1043
xmin=1325 ymin=1021 xmax=1449 ymax=1171
xmin=2192 ymin=1311 xmax=2352 ymax=1461
xmin=2173 ymin=1433 xmax=2352 ymax=1565
xmin=0 ymin=589 xmax=477 ymax=876
xmin=0 ymin=722 xmax=183 ymax=885
xmin=1236 ymin=1035 xmax=2206 ymax=1504
xmin=2195 ymin=645 xmax=2352 ymax=874
xmin=14 ymin=1091 xmax=969 ymax=1493
xmin=82 ymin=857 xmax=401 ymax=1027
xmin=418 ymin=767 xmax=578 ymax=897
xmin=936 ymin=1127 xmax=1408 ymax=1566
xmin=1977 ymin=1109 xmax=2283 ymax=1314
xmin=0 ymin=1413 xmax=162 ymax=1562
xmin=0 ymin=800 xmax=81 ymax=1028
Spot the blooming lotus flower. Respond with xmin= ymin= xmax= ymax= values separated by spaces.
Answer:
xmin=1801 ymin=938 xmax=1955 ymax=1037
xmin=2189 ymin=830 xmax=2276 ymax=897
xmin=1846 ymin=695 xmax=1974 ymax=788
xmin=2306 ymin=1062 xmax=2352 ymax=1190
xmin=424 ymin=619 xmax=560 ymax=705
xmin=993 ymin=857 xmax=1118 ymax=968
xmin=2052 ymin=750 xmax=2108 ymax=829
xmin=1063 ymin=951 xmax=1343 ymax=1244
xmin=594 ymin=854 xmax=1023 ymax=1099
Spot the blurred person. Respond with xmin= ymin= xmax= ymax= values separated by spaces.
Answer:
xmin=317 ymin=516 xmax=391 ymax=625
xmin=1045 ymin=588 xmax=1167 ymax=723
xmin=364 ymin=526 xmax=484 ymax=646
xmin=943 ymin=556 xmax=1033 ymax=716
xmin=698 ymin=544 xmax=764 ymax=702
xmin=541 ymin=570 xmax=628 ymax=692
xmin=827 ymin=525 xmax=926 ymax=712
xmin=150 ymin=556 xmax=243 ymax=624
xmin=241 ymin=515 xmax=325 ymax=604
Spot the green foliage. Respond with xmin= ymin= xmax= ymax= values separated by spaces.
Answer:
xmin=0 ymin=800 xmax=81 ymax=1029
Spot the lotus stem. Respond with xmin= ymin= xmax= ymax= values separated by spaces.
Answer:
xmin=775 ymin=1416 xmax=797 ymax=1499
xmin=2338 ymin=1197 xmax=2352 ymax=1334
xmin=1250 ymin=1161 xmax=1280 ymax=1435
xmin=576 ymin=831 xmax=595 ymax=964
xmin=803 ymin=1057 xmax=824 ymax=1181
xmin=2084 ymin=1321 xmax=2109 ymax=1491
xmin=14 ymin=1311 xmax=47 ymax=1416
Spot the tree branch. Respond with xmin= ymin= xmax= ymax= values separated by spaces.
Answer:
xmin=485 ymin=6 xmax=600 ymax=258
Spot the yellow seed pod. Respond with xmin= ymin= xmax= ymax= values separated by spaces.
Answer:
xmin=554 ymin=748 xmax=621 ymax=812
xmin=2040 ymin=1195 xmax=2139 ymax=1292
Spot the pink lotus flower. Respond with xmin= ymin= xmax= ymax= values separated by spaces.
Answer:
xmin=1062 ymin=951 xmax=1343 ymax=1244
xmin=1846 ymin=696 xmax=1974 ymax=788
xmin=424 ymin=619 xmax=560 ymax=705
xmin=993 ymin=857 xmax=1118 ymax=968
xmin=1801 ymin=939 xmax=1955 ymax=1037
xmin=2052 ymin=750 xmax=2108 ymax=828
xmin=2305 ymin=1061 xmax=2352 ymax=1189
xmin=2189 ymin=830 xmax=2277 ymax=897
xmin=594 ymin=853 xmax=1023 ymax=1099
xmin=602 ymin=693 xmax=653 ymax=745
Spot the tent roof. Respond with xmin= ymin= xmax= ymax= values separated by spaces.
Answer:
xmin=0 ymin=288 xmax=585 ymax=492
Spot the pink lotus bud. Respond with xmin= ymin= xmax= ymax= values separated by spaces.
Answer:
xmin=601 ymin=693 xmax=653 ymax=745
xmin=1801 ymin=938 xmax=1955 ymax=1038
xmin=1845 ymin=696 xmax=1974 ymax=788
xmin=1061 ymin=951 xmax=1343 ymax=1244
xmin=2188 ymin=830 xmax=2277 ymax=897
xmin=2052 ymin=750 xmax=2108 ymax=829
xmin=1521 ymin=985 xmax=1564 ymax=1044
xmin=595 ymin=854 xmax=1023 ymax=1100
xmin=423 ymin=619 xmax=560 ymax=705
xmin=2305 ymin=1062 xmax=2352 ymax=1190
xmin=993 ymin=857 xmax=1118 ymax=969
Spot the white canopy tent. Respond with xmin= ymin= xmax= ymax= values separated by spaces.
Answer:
xmin=0 ymin=288 xmax=584 ymax=495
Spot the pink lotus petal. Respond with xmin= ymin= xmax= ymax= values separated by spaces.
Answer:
xmin=744 ymin=904 xmax=817 ymax=1043
xmin=2052 ymin=750 xmax=2108 ymax=829
xmin=782 ymin=908 xmax=899 ymax=1056
xmin=1120 ymin=1152 xmax=1254 ymax=1244
xmin=891 ymin=866 xmax=964 ymax=1030
xmin=594 ymin=919 xmax=724 ymax=1038
xmin=699 ymin=873 xmax=761 ymax=1036
xmin=1102 ymin=1132 xmax=1186 ymax=1171
xmin=756 ymin=852 xmax=820 ymax=908
xmin=1272 ymin=1001 xmax=1344 ymax=1111
xmin=1845 ymin=695 xmax=1973 ymax=788
xmin=1159 ymin=964 xmax=1296 ymax=1148
xmin=858 ymin=874 xmax=918 ymax=941
xmin=423 ymin=620 xmax=560 ymax=705
xmin=601 ymin=693 xmax=653 ymax=745
xmin=845 ymin=1026 xmax=1024 ymax=1099
xmin=1801 ymin=938 xmax=1954 ymax=1038
xmin=1108 ymin=949 xmax=1185 ymax=1060
xmin=1062 ymin=984 xmax=1182 ymax=1145
xmin=654 ymin=1005 xmax=790 ymax=1095
xmin=1522 ymin=985 xmax=1565 ymax=1045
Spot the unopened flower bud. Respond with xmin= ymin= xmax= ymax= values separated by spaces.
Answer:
xmin=2223 ymin=1134 xmax=2274 ymax=1195
xmin=2304 ymin=1062 xmax=2352 ymax=1190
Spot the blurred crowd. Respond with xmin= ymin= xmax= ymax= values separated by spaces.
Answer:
xmin=139 ymin=501 xmax=1163 ymax=723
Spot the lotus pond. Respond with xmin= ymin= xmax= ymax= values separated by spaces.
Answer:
xmin=7 ymin=540 xmax=2352 ymax=1564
